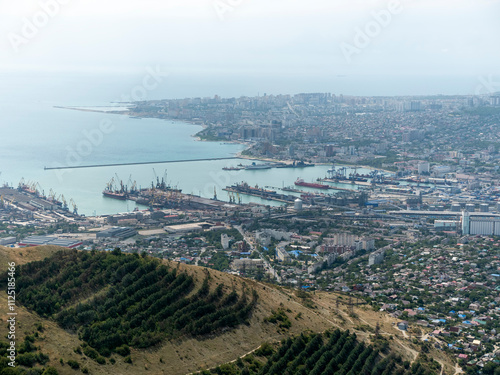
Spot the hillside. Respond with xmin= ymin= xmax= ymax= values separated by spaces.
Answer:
xmin=0 ymin=246 xmax=456 ymax=375
xmin=197 ymin=330 xmax=444 ymax=375
xmin=0 ymin=247 xmax=333 ymax=374
xmin=0 ymin=245 xmax=62 ymax=273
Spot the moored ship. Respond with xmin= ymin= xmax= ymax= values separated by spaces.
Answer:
xmin=244 ymin=162 xmax=272 ymax=170
xmin=294 ymin=178 xmax=329 ymax=189
xmin=102 ymin=189 xmax=127 ymax=200
xmin=102 ymin=177 xmax=129 ymax=200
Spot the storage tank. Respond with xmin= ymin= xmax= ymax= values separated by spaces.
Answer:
xmin=294 ymin=199 xmax=303 ymax=211
xmin=480 ymin=203 xmax=489 ymax=212
xmin=465 ymin=203 xmax=475 ymax=212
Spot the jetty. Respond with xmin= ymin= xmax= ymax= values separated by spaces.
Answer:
xmin=44 ymin=157 xmax=239 ymax=170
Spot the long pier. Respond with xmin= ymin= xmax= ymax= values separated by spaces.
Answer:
xmin=223 ymin=187 xmax=293 ymax=203
xmin=44 ymin=157 xmax=240 ymax=170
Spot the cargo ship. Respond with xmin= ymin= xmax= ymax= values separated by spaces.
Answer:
xmin=102 ymin=189 xmax=127 ymax=200
xmin=294 ymin=178 xmax=329 ymax=189
xmin=102 ymin=177 xmax=129 ymax=200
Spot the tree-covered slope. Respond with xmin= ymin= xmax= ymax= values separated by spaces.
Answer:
xmin=1 ymin=249 xmax=257 ymax=357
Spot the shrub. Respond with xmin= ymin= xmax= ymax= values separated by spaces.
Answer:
xmin=67 ymin=359 xmax=80 ymax=369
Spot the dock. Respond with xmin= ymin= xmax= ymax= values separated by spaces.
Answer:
xmin=223 ymin=187 xmax=292 ymax=203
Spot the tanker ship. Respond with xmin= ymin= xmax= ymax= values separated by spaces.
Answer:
xmin=294 ymin=178 xmax=329 ymax=190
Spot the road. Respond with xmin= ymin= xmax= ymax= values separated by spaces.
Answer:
xmin=234 ymin=225 xmax=281 ymax=283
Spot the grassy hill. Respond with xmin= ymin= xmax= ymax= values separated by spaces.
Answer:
xmin=0 ymin=245 xmax=62 ymax=273
xmin=0 ymin=246 xmax=456 ymax=375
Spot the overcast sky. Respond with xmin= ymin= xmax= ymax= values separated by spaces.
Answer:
xmin=1 ymin=0 xmax=499 ymax=94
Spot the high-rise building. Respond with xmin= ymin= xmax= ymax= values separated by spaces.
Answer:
xmin=221 ymin=233 xmax=230 ymax=249
xmin=461 ymin=211 xmax=470 ymax=235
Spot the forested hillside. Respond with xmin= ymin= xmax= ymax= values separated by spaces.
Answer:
xmin=1 ymin=249 xmax=257 ymax=358
xmin=201 ymin=330 xmax=442 ymax=375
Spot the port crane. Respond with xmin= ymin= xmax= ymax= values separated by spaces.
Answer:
xmin=106 ymin=177 xmax=116 ymax=191
xmin=152 ymin=168 xmax=160 ymax=189
xmin=60 ymin=195 xmax=68 ymax=211
xmin=70 ymin=199 xmax=78 ymax=215
xmin=17 ymin=178 xmax=25 ymax=191
xmin=162 ymin=169 xmax=169 ymax=190
xmin=115 ymin=173 xmax=125 ymax=193
xmin=36 ymin=182 xmax=44 ymax=198
xmin=128 ymin=175 xmax=138 ymax=194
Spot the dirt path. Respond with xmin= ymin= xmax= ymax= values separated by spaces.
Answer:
xmin=454 ymin=362 xmax=464 ymax=374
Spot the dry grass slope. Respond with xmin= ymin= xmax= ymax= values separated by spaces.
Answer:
xmin=0 ymin=245 xmax=62 ymax=272
xmin=0 ymin=247 xmax=333 ymax=375
xmin=0 ymin=246 xmax=456 ymax=375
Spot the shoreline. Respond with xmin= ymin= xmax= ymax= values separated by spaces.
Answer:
xmin=53 ymin=105 xmax=392 ymax=174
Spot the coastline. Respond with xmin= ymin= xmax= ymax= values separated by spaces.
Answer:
xmin=53 ymin=105 xmax=392 ymax=174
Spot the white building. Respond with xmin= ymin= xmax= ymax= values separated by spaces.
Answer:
xmin=221 ymin=233 xmax=230 ymax=250
xmin=417 ymin=162 xmax=430 ymax=174
xmin=461 ymin=210 xmax=500 ymax=236
xmin=461 ymin=210 xmax=470 ymax=235
xmin=434 ymin=220 xmax=459 ymax=230
xmin=369 ymin=250 xmax=385 ymax=266
xmin=432 ymin=165 xmax=451 ymax=178
xmin=325 ymin=233 xmax=375 ymax=251
xmin=255 ymin=229 xmax=293 ymax=246
xmin=232 ymin=258 xmax=264 ymax=272
xmin=276 ymin=242 xmax=292 ymax=262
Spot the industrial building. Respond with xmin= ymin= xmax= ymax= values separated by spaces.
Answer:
xmin=431 ymin=212 xmax=500 ymax=236
xmin=107 ymin=211 xmax=145 ymax=225
xmin=19 ymin=236 xmax=83 ymax=248
xmin=164 ymin=222 xmax=212 ymax=234
xmin=434 ymin=220 xmax=459 ymax=230
xmin=391 ymin=209 xmax=500 ymax=236
xmin=390 ymin=210 xmax=499 ymax=220
xmin=461 ymin=210 xmax=500 ymax=236
xmin=96 ymin=227 xmax=137 ymax=239
xmin=0 ymin=237 xmax=16 ymax=246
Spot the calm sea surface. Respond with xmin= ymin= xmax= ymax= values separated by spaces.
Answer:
xmin=1 ymin=71 xmax=473 ymax=215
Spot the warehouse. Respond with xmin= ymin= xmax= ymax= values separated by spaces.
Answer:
xmin=461 ymin=211 xmax=500 ymax=236
xmin=96 ymin=227 xmax=137 ymax=239
xmin=19 ymin=236 xmax=83 ymax=248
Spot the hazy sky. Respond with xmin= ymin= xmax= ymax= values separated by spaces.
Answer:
xmin=1 ymin=0 xmax=499 ymax=94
